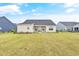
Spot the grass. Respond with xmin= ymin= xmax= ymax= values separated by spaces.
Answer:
xmin=0 ymin=32 xmax=79 ymax=56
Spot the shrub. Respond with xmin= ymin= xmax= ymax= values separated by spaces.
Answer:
xmin=10 ymin=29 xmax=16 ymax=33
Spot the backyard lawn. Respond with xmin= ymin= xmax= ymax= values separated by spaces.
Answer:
xmin=0 ymin=32 xmax=79 ymax=56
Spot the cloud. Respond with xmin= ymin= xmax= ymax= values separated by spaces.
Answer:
xmin=64 ymin=3 xmax=77 ymax=7
xmin=25 ymin=4 xmax=28 ymax=7
xmin=31 ymin=7 xmax=42 ymax=14
xmin=64 ymin=1 xmax=79 ymax=13
xmin=66 ymin=8 xmax=76 ymax=13
xmin=27 ymin=14 xmax=79 ymax=24
xmin=12 ymin=3 xmax=28 ymax=7
xmin=64 ymin=3 xmax=79 ymax=8
xmin=31 ymin=9 xmax=36 ymax=12
xmin=41 ymin=14 xmax=79 ymax=24
xmin=0 ymin=5 xmax=22 ymax=15
xmin=73 ymin=4 xmax=79 ymax=7
xmin=33 ymin=13 xmax=42 ymax=16
xmin=0 ymin=0 xmax=79 ymax=3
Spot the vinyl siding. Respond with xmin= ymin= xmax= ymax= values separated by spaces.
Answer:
xmin=17 ymin=24 xmax=56 ymax=32
xmin=17 ymin=24 xmax=34 ymax=32
xmin=56 ymin=22 xmax=67 ymax=31
xmin=46 ymin=25 xmax=56 ymax=32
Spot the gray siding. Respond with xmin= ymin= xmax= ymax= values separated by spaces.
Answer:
xmin=56 ymin=22 xmax=67 ymax=31
xmin=56 ymin=22 xmax=74 ymax=32
xmin=0 ymin=16 xmax=16 ymax=32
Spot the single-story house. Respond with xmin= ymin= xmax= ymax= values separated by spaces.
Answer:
xmin=56 ymin=22 xmax=79 ymax=32
xmin=17 ymin=19 xmax=56 ymax=33
xmin=0 ymin=16 xmax=16 ymax=32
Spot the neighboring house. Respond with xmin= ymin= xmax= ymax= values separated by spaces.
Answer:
xmin=73 ymin=24 xmax=79 ymax=32
xmin=17 ymin=19 xmax=56 ymax=33
xmin=0 ymin=16 xmax=16 ymax=32
xmin=56 ymin=22 xmax=79 ymax=32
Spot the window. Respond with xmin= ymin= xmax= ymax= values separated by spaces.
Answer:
xmin=27 ymin=27 xmax=29 ymax=29
xmin=49 ymin=28 xmax=53 ymax=30
xmin=42 ymin=29 xmax=45 ymax=31
xmin=35 ymin=28 xmax=37 ymax=31
xmin=0 ymin=27 xmax=2 ymax=30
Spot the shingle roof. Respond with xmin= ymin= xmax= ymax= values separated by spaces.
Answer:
xmin=59 ymin=22 xmax=79 ymax=26
xmin=20 ymin=19 xmax=56 ymax=25
xmin=0 ymin=16 xmax=14 ymax=24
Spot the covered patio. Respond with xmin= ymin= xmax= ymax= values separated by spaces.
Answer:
xmin=33 ymin=25 xmax=46 ymax=32
xmin=73 ymin=24 xmax=79 ymax=32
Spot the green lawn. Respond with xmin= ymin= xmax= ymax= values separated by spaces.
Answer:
xmin=0 ymin=32 xmax=79 ymax=56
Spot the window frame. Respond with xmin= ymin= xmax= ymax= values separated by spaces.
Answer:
xmin=49 ymin=28 xmax=53 ymax=30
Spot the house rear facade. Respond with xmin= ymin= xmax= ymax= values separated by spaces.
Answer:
xmin=0 ymin=16 xmax=16 ymax=32
xmin=17 ymin=19 xmax=56 ymax=33
xmin=56 ymin=22 xmax=79 ymax=32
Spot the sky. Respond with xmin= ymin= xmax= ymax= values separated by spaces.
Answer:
xmin=0 ymin=3 xmax=79 ymax=24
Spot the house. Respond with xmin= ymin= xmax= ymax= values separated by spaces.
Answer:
xmin=0 ymin=16 xmax=16 ymax=32
xmin=17 ymin=19 xmax=56 ymax=33
xmin=56 ymin=22 xmax=79 ymax=32
xmin=73 ymin=24 xmax=79 ymax=32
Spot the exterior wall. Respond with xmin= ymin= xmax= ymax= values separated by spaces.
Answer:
xmin=46 ymin=25 xmax=56 ymax=32
xmin=56 ymin=23 xmax=67 ymax=31
xmin=34 ymin=25 xmax=56 ymax=32
xmin=17 ymin=24 xmax=34 ymax=33
xmin=0 ymin=17 xmax=16 ymax=32
xmin=66 ymin=26 xmax=73 ymax=32
xmin=17 ymin=24 xmax=56 ymax=33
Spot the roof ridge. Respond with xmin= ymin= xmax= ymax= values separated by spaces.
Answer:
xmin=59 ymin=21 xmax=79 ymax=26
xmin=19 ymin=19 xmax=56 ymax=25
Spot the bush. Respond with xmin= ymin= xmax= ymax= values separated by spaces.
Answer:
xmin=10 ymin=29 xmax=16 ymax=33
xmin=56 ymin=30 xmax=59 ymax=33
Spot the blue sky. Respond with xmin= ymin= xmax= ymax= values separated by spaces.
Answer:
xmin=0 ymin=3 xmax=79 ymax=23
